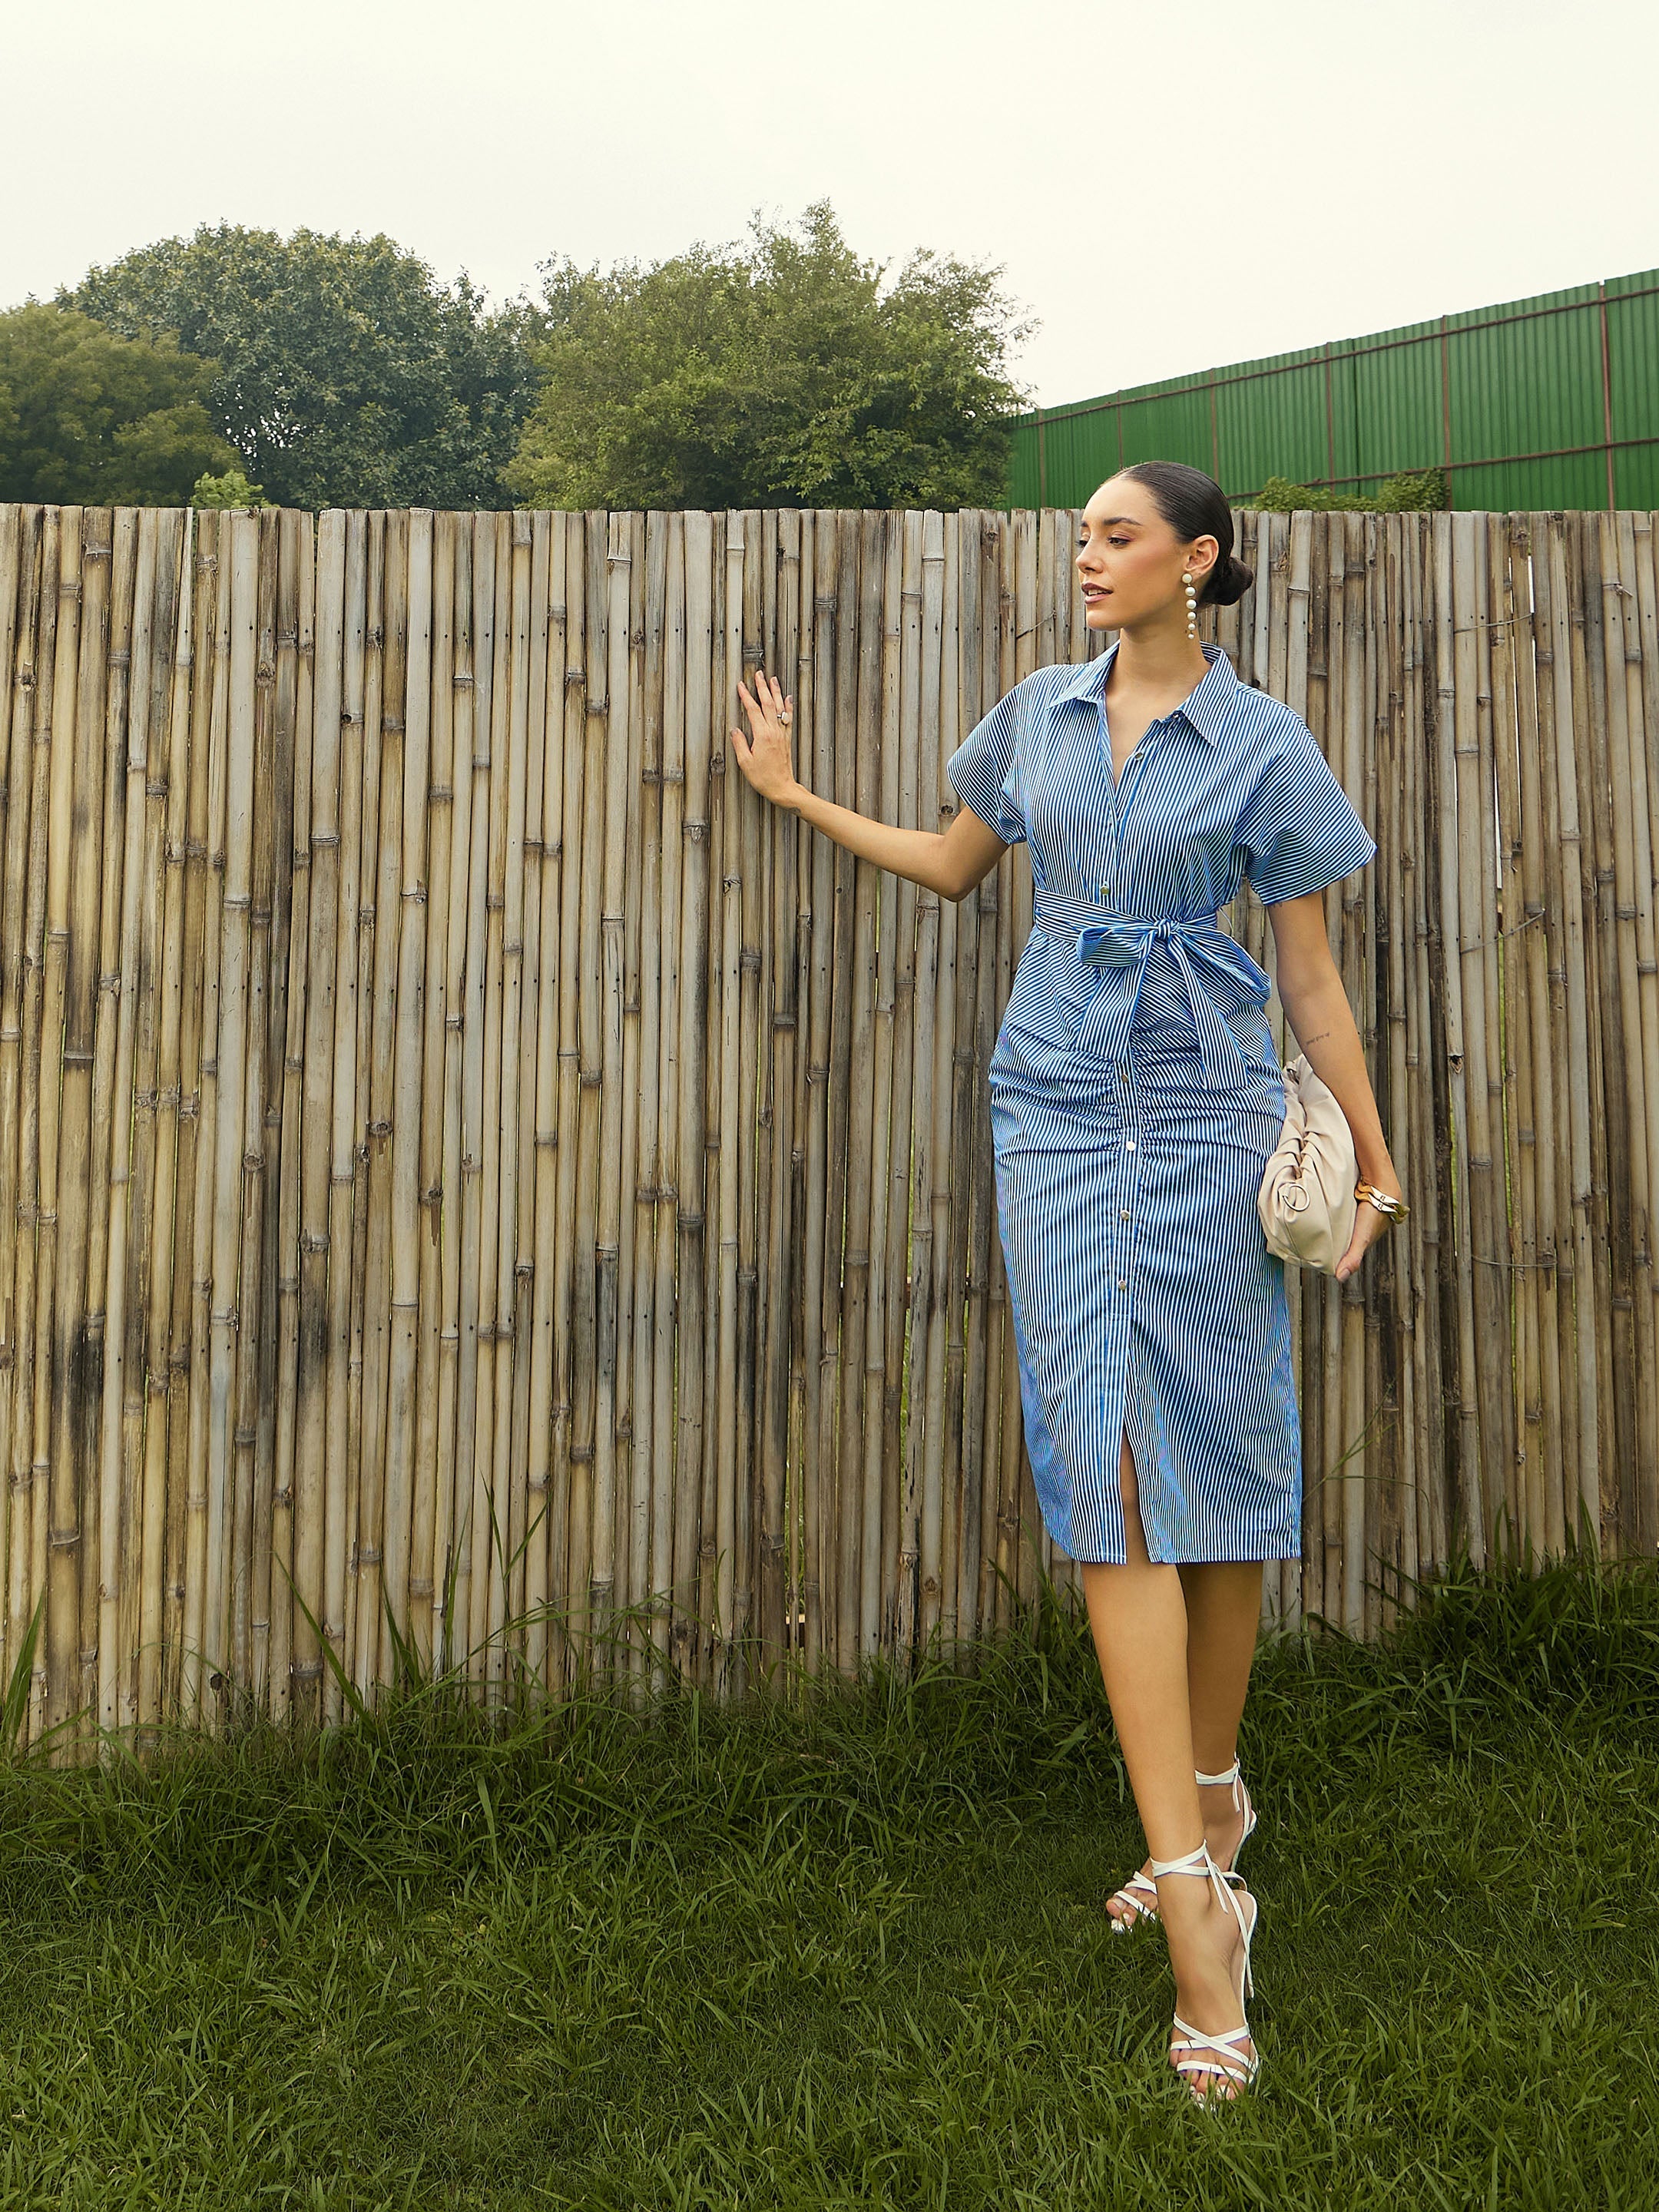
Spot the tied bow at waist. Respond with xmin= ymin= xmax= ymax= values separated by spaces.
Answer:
xmin=1031 ymin=889 xmax=1273 ymax=1089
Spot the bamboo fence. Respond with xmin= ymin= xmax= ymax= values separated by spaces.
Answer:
xmin=0 ymin=501 xmax=1654 ymax=1750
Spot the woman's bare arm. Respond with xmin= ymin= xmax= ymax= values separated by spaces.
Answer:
xmin=729 ymin=671 xmax=1007 ymax=900
xmin=1267 ymin=888 xmax=1405 ymax=1280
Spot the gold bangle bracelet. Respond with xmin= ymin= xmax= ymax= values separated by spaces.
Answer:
xmin=1355 ymin=1179 xmax=1409 ymax=1224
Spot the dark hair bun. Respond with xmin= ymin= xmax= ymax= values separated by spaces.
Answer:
xmin=1205 ymin=554 xmax=1253 ymax=610
xmin=1117 ymin=461 xmax=1252 ymax=614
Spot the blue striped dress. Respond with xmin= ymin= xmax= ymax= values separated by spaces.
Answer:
xmin=946 ymin=640 xmax=1376 ymax=1565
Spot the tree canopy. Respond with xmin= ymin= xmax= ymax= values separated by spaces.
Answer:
xmin=68 ymin=224 xmax=543 ymax=510
xmin=506 ymin=203 xmax=1031 ymax=511
xmin=0 ymin=304 xmax=237 ymax=505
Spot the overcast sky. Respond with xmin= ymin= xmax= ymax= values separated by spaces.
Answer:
xmin=6 ymin=0 xmax=1654 ymax=409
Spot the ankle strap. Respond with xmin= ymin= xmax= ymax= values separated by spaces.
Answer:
xmin=1148 ymin=1836 xmax=1237 ymax=1926
xmin=1194 ymin=1759 xmax=1240 ymax=1786
xmin=1148 ymin=1839 xmax=1214 ymax=1880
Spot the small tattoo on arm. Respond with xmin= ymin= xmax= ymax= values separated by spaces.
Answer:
xmin=1301 ymin=1029 xmax=1332 ymax=1048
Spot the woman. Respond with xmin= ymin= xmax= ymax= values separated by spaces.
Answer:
xmin=730 ymin=462 xmax=1405 ymax=2106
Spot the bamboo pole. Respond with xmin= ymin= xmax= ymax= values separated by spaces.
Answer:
xmin=1427 ymin=514 xmax=1484 ymax=1561
xmin=1373 ymin=516 xmax=1412 ymax=1622
xmin=733 ymin=509 xmax=764 ymax=1697
xmin=921 ymin=512 xmax=959 ymax=1657
xmin=550 ymin=514 xmax=587 ymax=1692
xmin=1512 ymin=515 xmax=1563 ymax=1559
xmin=99 ymin=510 xmax=157 ymax=1734
xmin=899 ymin=508 xmax=942 ymax=1666
xmin=316 ymin=515 xmax=368 ymax=1721
xmin=180 ymin=515 xmax=231 ymax=1727
xmin=570 ymin=515 xmax=608 ymax=1678
xmin=697 ymin=514 xmax=726 ymax=1692
xmin=348 ymin=513 xmax=402 ymax=1698
xmin=340 ymin=518 xmax=386 ymax=1690
xmin=757 ymin=509 xmax=800 ymax=1669
xmin=382 ymin=509 xmax=432 ymax=1682
xmin=651 ymin=515 xmax=684 ymax=1694
xmin=462 ymin=512 xmax=508 ymax=1698
xmin=1579 ymin=508 xmax=1634 ymax=1544
xmin=702 ymin=515 xmax=741 ymax=1687
xmin=38 ymin=507 xmax=98 ymax=1745
xmin=290 ymin=511 xmax=343 ymax=1719
xmin=449 ymin=516 xmax=494 ymax=1685
xmin=785 ymin=515 xmax=816 ymax=1680
xmin=524 ymin=514 xmax=567 ymax=1690
xmin=199 ymin=511 xmax=257 ymax=1706
xmin=672 ymin=513 xmax=712 ymax=1683
xmin=1504 ymin=515 xmax=1557 ymax=1557
xmin=876 ymin=517 xmax=916 ymax=1654
xmin=84 ymin=511 xmax=134 ymax=1735
xmin=409 ymin=514 xmax=454 ymax=1675
xmin=430 ymin=521 xmax=475 ymax=1675
xmin=15 ymin=512 xmax=63 ymax=1745
xmin=800 ymin=516 xmax=833 ymax=1674
xmin=1601 ymin=512 xmax=1658 ymax=1554
xmin=837 ymin=508 xmax=880 ymax=1664
xmin=0 ymin=508 xmax=39 ymax=1698
xmin=508 ymin=512 xmax=550 ymax=1681
xmin=270 ymin=508 xmax=313 ymax=1724
xmin=627 ymin=512 xmax=666 ymax=1690
xmin=1629 ymin=508 xmax=1659 ymax=1553
xmin=1452 ymin=515 xmax=1514 ymax=1558
xmin=249 ymin=509 xmax=291 ymax=1714
xmin=486 ymin=508 xmax=533 ymax=1698
xmin=230 ymin=513 xmax=276 ymax=1694
xmin=1555 ymin=515 xmax=1610 ymax=1547
xmin=594 ymin=512 xmax=632 ymax=1681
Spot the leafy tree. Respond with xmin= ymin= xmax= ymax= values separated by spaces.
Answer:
xmin=68 ymin=224 xmax=543 ymax=511
xmin=507 ymin=202 xmax=1031 ymax=510
xmin=1253 ymin=468 xmax=1445 ymax=512
xmin=0 ymin=303 xmax=237 ymax=505
xmin=192 ymin=466 xmax=267 ymax=508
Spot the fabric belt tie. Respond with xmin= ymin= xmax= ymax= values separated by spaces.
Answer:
xmin=1032 ymin=889 xmax=1273 ymax=1090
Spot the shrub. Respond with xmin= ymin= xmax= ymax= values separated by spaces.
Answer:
xmin=1252 ymin=466 xmax=1447 ymax=512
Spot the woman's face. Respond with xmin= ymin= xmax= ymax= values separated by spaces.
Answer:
xmin=1075 ymin=475 xmax=1219 ymax=634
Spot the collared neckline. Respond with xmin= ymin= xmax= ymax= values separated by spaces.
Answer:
xmin=1051 ymin=637 xmax=1238 ymax=744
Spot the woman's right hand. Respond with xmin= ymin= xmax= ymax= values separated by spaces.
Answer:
xmin=730 ymin=673 xmax=800 ymax=808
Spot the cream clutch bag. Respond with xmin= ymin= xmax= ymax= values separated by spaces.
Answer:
xmin=1257 ymin=1054 xmax=1358 ymax=1273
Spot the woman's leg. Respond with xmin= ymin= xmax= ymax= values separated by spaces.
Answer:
xmin=1179 ymin=1555 xmax=1267 ymax=1858
xmin=1079 ymin=1432 xmax=1254 ymax=2096
xmin=1102 ymin=1546 xmax=1265 ymax=1925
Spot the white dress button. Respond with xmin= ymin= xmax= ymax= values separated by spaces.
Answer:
xmin=1124 ymin=1139 xmax=1136 ymax=1152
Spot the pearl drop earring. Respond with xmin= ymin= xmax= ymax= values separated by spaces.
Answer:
xmin=1183 ymin=571 xmax=1198 ymax=639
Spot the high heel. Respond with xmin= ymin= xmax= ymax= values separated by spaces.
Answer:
xmin=1149 ymin=1836 xmax=1260 ymax=2104
xmin=1106 ymin=1757 xmax=1257 ymax=1933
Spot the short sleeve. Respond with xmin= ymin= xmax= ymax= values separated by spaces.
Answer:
xmin=945 ymin=685 xmax=1027 ymax=847
xmin=1237 ymin=727 xmax=1376 ymax=905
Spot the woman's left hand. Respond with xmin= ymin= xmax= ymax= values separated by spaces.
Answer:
xmin=1334 ymin=1174 xmax=1405 ymax=1283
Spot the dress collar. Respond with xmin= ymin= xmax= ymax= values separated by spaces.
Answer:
xmin=1050 ymin=637 xmax=1238 ymax=744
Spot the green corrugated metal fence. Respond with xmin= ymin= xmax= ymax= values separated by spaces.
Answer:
xmin=1010 ymin=266 xmax=1659 ymax=514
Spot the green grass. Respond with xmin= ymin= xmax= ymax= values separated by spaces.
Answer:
xmin=0 ymin=1555 xmax=1654 ymax=2208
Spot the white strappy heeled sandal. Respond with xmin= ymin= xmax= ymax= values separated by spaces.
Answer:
xmin=1150 ymin=1836 xmax=1260 ymax=2104
xmin=1107 ymin=1757 xmax=1257 ymax=1934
